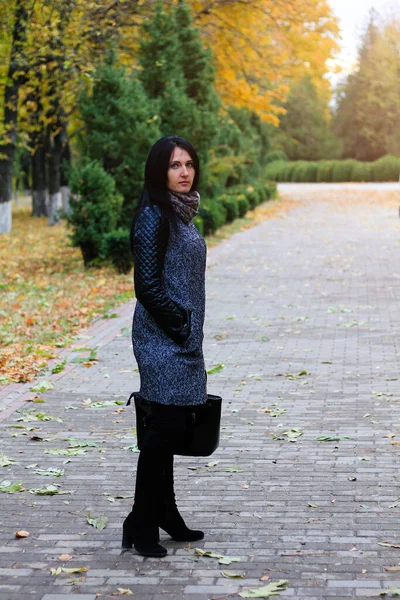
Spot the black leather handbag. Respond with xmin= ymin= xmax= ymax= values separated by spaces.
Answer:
xmin=128 ymin=393 xmax=222 ymax=457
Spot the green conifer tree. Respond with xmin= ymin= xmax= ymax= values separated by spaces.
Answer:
xmin=79 ymin=50 xmax=160 ymax=222
xmin=139 ymin=1 xmax=220 ymax=179
xmin=174 ymin=1 xmax=220 ymax=164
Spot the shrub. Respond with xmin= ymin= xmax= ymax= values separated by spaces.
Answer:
xmin=193 ymin=215 xmax=204 ymax=235
xmin=67 ymin=161 xmax=123 ymax=267
xmin=372 ymin=155 xmax=400 ymax=182
xmin=253 ymin=184 xmax=265 ymax=204
xmin=265 ymin=150 xmax=288 ymax=164
xmin=79 ymin=52 xmax=160 ymax=223
xmin=265 ymin=160 xmax=287 ymax=181
xmin=303 ymin=162 xmax=318 ymax=182
xmin=235 ymin=194 xmax=250 ymax=217
xmin=102 ymin=228 xmax=133 ymax=273
xmin=266 ymin=182 xmax=277 ymax=198
xmin=282 ymin=162 xmax=295 ymax=182
xmin=291 ymin=161 xmax=317 ymax=182
xmin=331 ymin=159 xmax=358 ymax=182
xmin=200 ymin=200 xmax=227 ymax=234
xmin=245 ymin=186 xmax=259 ymax=209
xmin=351 ymin=161 xmax=373 ymax=182
xmin=220 ymin=195 xmax=239 ymax=222
xmin=290 ymin=161 xmax=304 ymax=182
xmin=316 ymin=161 xmax=333 ymax=183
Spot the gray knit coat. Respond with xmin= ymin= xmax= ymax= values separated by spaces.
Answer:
xmin=132 ymin=206 xmax=207 ymax=406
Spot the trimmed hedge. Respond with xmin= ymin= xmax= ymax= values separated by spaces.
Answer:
xmin=351 ymin=162 xmax=373 ymax=182
xmin=265 ymin=155 xmax=400 ymax=183
xmin=331 ymin=159 xmax=358 ymax=182
xmin=196 ymin=180 xmax=277 ymax=235
xmin=373 ymin=155 xmax=400 ymax=182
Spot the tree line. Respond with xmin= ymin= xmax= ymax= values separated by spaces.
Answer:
xmin=272 ymin=10 xmax=400 ymax=164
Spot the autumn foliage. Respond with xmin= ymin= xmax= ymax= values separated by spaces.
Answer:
xmin=0 ymin=206 xmax=133 ymax=384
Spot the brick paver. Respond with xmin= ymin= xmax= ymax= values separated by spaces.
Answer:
xmin=1 ymin=184 xmax=400 ymax=599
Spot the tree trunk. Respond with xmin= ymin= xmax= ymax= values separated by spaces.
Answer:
xmin=28 ymin=79 xmax=47 ymax=217
xmin=48 ymin=191 xmax=62 ymax=225
xmin=60 ymin=142 xmax=71 ymax=215
xmin=47 ymin=126 xmax=62 ymax=226
xmin=0 ymin=1 xmax=28 ymax=234
xmin=0 ymin=197 xmax=12 ymax=233
xmin=61 ymin=186 xmax=70 ymax=214
xmin=45 ymin=1 xmax=70 ymax=227
xmin=31 ymin=145 xmax=47 ymax=217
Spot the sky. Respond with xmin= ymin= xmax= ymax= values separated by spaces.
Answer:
xmin=328 ymin=0 xmax=400 ymax=77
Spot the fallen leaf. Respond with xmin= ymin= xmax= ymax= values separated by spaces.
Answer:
xmin=50 ymin=566 xmax=88 ymax=576
xmin=59 ymin=554 xmax=73 ymax=561
xmin=89 ymin=401 xmax=124 ymax=409
xmin=34 ymin=468 xmax=64 ymax=477
xmin=194 ymin=549 xmax=241 ymax=565
xmin=221 ymin=571 xmax=245 ymax=578
xmin=207 ymin=363 xmax=225 ymax=375
xmin=29 ymin=485 xmax=72 ymax=496
xmin=123 ymin=444 xmax=139 ymax=453
xmin=379 ymin=542 xmax=400 ymax=549
xmin=195 ymin=548 xmax=224 ymax=559
xmin=15 ymin=530 xmax=30 ymax=538
xmin=238 ymin=580 xmax=289 ymax=597
xmin=273 ymin=428 xmax=303 ymax=442
xmin=30 ymin=380 xmax=54 ymax=393
xmin=0 ymin=452 xmax=16 ymax=467
xmin=44 ymin=448 xmax=86 ymax=456
xmin=0 ymin=480 xmax=24 ymax=493
xmin=87 ymin=513 xmax=108 ymax=530
xmin=219 ymin=556 xmax=241 ymax=566
xmin=67 ymin=438 xmax=98 ymax=448
xmin=316 ymin=435 xmax=352 ymax=442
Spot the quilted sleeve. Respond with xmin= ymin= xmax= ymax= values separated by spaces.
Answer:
xmin=133 ymin=205 xmax=190 ymax=345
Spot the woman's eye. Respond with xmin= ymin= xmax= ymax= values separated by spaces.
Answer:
xmin=187 ymin=162 xmax=194 ymax=168
xmin=170 ymin=163 xmax=179 ymax=169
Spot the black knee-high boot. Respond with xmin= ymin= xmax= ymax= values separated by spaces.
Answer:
xmin=158 ymin=454 xmax=204 ymax=542
xmin=122 ymin=447 xmax=167 ymax=557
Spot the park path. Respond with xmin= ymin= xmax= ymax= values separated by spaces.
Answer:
xmin=1 ymin=183 xmax=400 ymax=599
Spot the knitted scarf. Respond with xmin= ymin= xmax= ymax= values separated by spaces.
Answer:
xmin=168 ymin=190 xmax=200 ymax=225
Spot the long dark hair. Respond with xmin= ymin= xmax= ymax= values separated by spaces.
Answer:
xmin=145 ymin=136 xmax=200 ymax=204
xmin=130 ymin=136 xmax=200 ymax=250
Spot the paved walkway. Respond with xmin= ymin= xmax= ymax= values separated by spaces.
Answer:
xmin=1 ymin=184 xmax=400 ymax=599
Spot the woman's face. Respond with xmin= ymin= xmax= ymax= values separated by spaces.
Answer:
xmin=167 ymin=146 xmax=195 ymax=194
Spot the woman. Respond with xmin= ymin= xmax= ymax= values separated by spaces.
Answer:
xmin=123 ymin=136 xmax=207 ymax=557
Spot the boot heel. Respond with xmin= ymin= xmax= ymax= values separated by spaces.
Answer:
xmin=122 ymin=513 xmax=167 ymax=557
xmin=122 ymin=528 xmax=133 ymax=549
